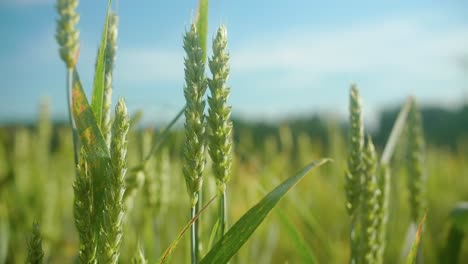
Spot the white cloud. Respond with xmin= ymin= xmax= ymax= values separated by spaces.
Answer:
xmin=230 ymin=16 xmax=468 ymax=86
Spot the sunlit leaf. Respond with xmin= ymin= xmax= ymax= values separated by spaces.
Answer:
xmin=91 ymin=0 xmax=113 ymax=128
xmin=200 ymin=159 xmax=330 ymax=264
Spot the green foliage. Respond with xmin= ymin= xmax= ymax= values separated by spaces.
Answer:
xmin=72 ymin=69 xmax=113 ymax=235
xmin=3 ymin=1 xmax=468 ymax=263
xmin=199 ymin=159 xmax=329 ymax=264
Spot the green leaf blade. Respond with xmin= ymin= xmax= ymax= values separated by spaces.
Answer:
xmin=276 ymin=209 xmax=318 ymax=264
xmin=196 ymin=0 xmax=209 ymax=62
xmin=406 ymin=213 xmax=427 ymax=264
xmin=91 ymin=0 xmax=113 ymax=128
xmin=381 ymin=97 xmax=412 ymax=165
xmin=200 ymin=159 xmax=330 ymax=264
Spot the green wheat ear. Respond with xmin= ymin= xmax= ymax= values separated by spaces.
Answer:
xmin=346 ymin=84 xmax=364 ymax=215
xmin=345 ymin=85 xmax=365 ymax=264
xmin=207 ymin=25 xmax=233 ymax=193
xmin=55 ymin=0 xmax=80 ymax=69
xmin=99 ymin=98 xmax=130 ymax=264
xmin=26 ymin=221 xmax=44 ymax=264
xmin=361 ymin=136 xmax=380 ymax=264
xmin=406 ymin=99 xmax=426 ymax=223
xmin=73 ymin=149 xmax=97 ymax=264
xmin=182 ymin=23 xmax=207 ymax=207
xmin=102 ymin=12 xmax=119 ymax=148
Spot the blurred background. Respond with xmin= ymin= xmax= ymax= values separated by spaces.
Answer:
xmin=0 ymin=0 xmax=468 ymax=263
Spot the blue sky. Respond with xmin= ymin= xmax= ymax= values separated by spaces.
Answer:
xmin=0 ymin=0 xmax=467 ymax=124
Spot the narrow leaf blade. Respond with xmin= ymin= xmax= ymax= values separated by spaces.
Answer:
xmin=199 ymin=159 xmax=330 ymax=264
xmin=91 ymin=0 xmax=113 ymax=128
xmin=158 ymin=195 xmax=217 ymax=264
xmin=195 ymin=0 xmax=209 ymax=61
xmin=406 ymin=213 xmax=427 ymax=264
xmin=276 ymin=209 xmax=318 ymax=264
xmin=381 ymin=97 xmax=412 ymax=165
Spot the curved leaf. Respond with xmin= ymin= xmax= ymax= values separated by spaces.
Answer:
xmin=199 ymin=159 xmax=330 ymax=264
xmin=91 ymin=0 xmax=113 ymax=128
